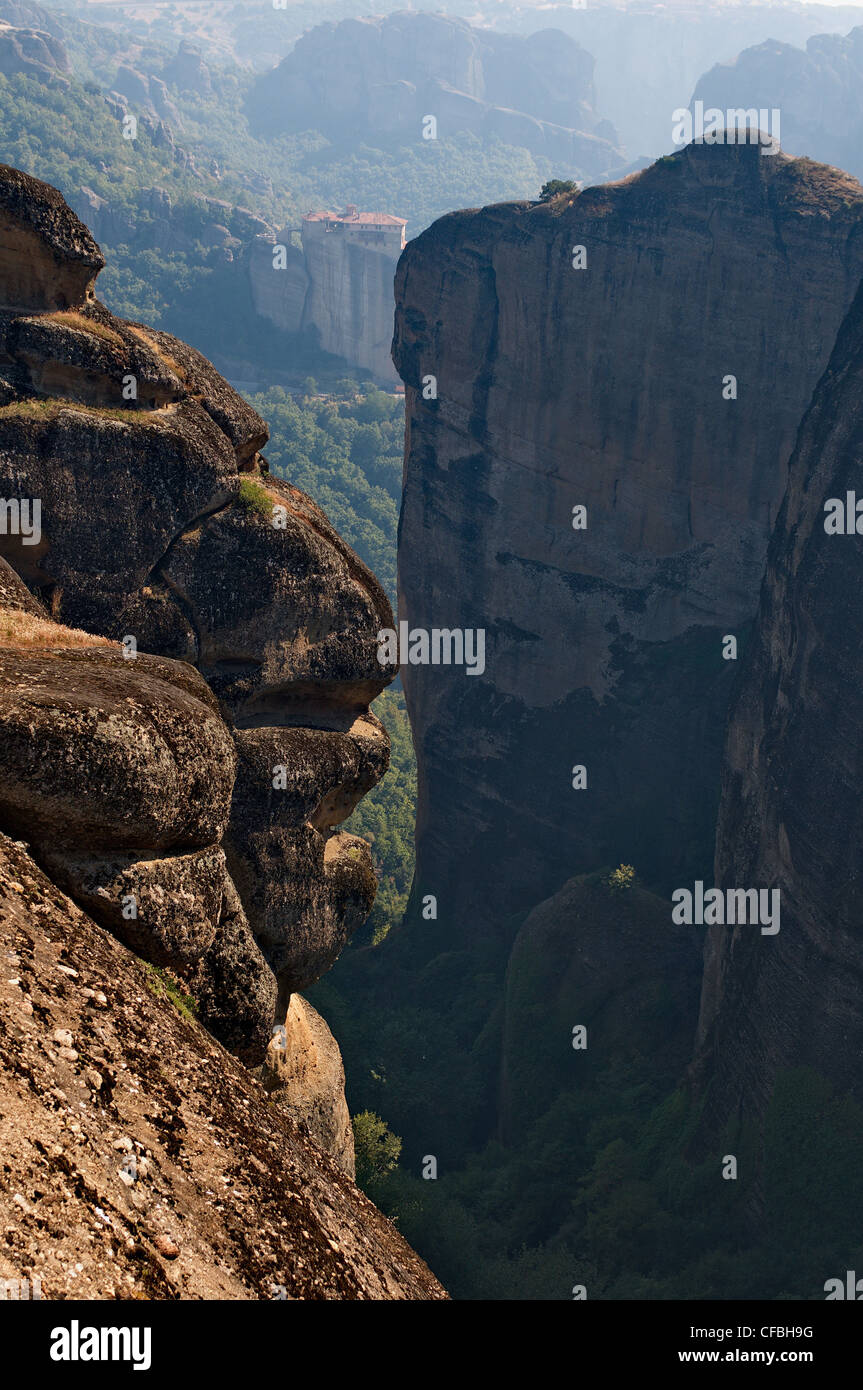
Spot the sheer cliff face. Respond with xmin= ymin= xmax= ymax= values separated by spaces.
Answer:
xmin=0 ymin=166 xmax=422 ymax=1289
xmin=692 ymin=275 xmax=863 ymax=1139
xmin=394 ymin=143 xmax=863 ymax=936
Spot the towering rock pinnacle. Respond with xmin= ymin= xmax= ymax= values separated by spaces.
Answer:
xmin=393 ymin=140 xmax=863 ymax=949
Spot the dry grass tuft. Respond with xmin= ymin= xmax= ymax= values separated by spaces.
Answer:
xmin=0 ymin=398 xmax=145 ymax=424
xmin=0 ymin=606 xmax=117 ymax=651
xmin=47 ymin=311 xmax=125 ymax=347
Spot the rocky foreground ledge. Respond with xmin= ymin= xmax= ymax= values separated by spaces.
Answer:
xmin=0 ymin=833 xmax=444 ymax=1299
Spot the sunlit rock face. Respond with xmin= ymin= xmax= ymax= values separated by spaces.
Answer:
xmin=0 ymin=165 xmax=394 ymax=1137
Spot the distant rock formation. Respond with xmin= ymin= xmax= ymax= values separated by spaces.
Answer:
xmin=112 ymin=62 xmax=183 ymax=130
xmin=393 ymin=142 xmax=863 ymax=958
xmin=69 ymin=184 xmax=272 ymax=264
xmin=0 ymin=0 xmax=62 ymax=35
xmin=0 ymin=164 xmax=423 ymax=1288
xmin=0 ymin=17 xmax=68 ymax=81
xmin=245 ymin=12 xmax=622 ymax=177
xmin=249 ymin=207 xmax=406 ymax=384
xmin=692 ymin=25 xmax=863 ymax=182
xmin=163 ymin=38 xmax=212 ymax=97
xmin=506 ymin=1 xmax=863 ymax=160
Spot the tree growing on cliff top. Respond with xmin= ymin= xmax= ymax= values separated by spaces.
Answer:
xmin=539 ymin=179 xmax=579 ymax=201
xmin=606 ymin=863 xmax=636 ymax=894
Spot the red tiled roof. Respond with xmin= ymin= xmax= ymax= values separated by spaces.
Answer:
xmin=303 ymin=210 xmax=407 ymax=226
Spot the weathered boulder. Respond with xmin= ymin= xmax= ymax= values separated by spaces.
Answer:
xmin=0 ymin=647 xmax=236 ymax=853
xmin=225 ymin=716 xmax=387 ymax=1001
xmin=263 ymin=993 xmax=355 ymax=1175
xmin=161 ymin=476 xmax=392 ymax=717
xmin=228 ymin=825 xmax=377 ymax=1009
xmin=0 ymin=399 xmax=238 ymax=608
xmin=0 ymin=586 xmax=274 ymax=1065
xmin=42 ymin=846 xmax=230 ymax=966
xmin=231 ymin=715 xmax=389 ymax=834
xmin=0 ymin=162 xmax=103 ymax=312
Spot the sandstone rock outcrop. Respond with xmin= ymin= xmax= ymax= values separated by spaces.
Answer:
xmin=263 ymin=994 xmax=355 ymax=1176
xmin=0 ymin=646 xmax=236 ymax=854
xmin=0 ymin=164 xmax=408 ymax=1288
xmin=112 ymin=63 xmax=183 ymax=130
xmin=393 ymin=141 xmax=863 ymax=953
xmin=228 ymin=714 xmax=388 ymax=1006
xmin=690 ymin=267 xmax=863 ymax=1149
xmin=0 ymin=162 xmax=103 ymax=313
xmin=0 ymin=833 xmax=445 ymax=1298
xmin=248 ymin=208 xmax=407 ymax=385
xmin=0 ymin=571 xmax=275 ymax=1065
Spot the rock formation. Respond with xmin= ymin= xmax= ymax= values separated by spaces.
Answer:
xmin=0 ymin=564 xmax=275 ymax=1065
xmin=692 ymin=25 xmax=863 ymax=184
xmin=0 ymin=17 xmax=68 ymax=82
xmin=245 ymin=12 xmax=622 ymax=177
xmin=264 ymin=994 xmax=355 ymax=1176
xmin=690 ymin=267 xmax=863 ymax=1151
xmin=249 ymin=208 xmax=406 ymax=385
xmin=393 ymin=141 xmax=863 ymax=954
xmin=110 ymin=63 xmax=183 ymax=131
xmin=512 ymin=1 xmax=863 ymax=160
xmin=0 ymin=832 xmax=444 ymax=1298
xmin=163 ymin=38 xmax=212 ymax=98
xmin=0 ymin=164 xmax=432 ymax=1294
xmin=499 ymin=874 xmax=702 ymax=1144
